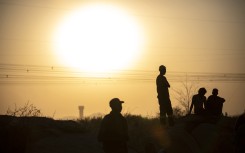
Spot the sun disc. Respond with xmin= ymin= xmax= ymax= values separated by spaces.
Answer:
xmin=54 ymin=4 xmax=144 ymax=74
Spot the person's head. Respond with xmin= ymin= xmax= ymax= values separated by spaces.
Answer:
xmin=198 ymin=87 xmax=207 ymax=96
xmin=212 ymin=88 xmax=218 ymax=96
xmin=109 ymin=98 xmax=124 ymax=113
xmin=159 ymin=65 xmax=166 ymax=75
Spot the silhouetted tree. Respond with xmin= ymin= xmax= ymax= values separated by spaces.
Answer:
xmin=6 ymin=101 xmax=42 ymax=117
xmin=172 ymin=78 xmax=199 ymax=114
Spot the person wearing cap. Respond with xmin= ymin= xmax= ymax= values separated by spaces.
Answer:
xmin=156 ymin=65 xmax=174 ymax=126
xmin=98 ymin=98 xmax=129 ymax=153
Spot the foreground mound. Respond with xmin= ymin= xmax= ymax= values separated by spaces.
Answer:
xmin=0 ymin=115 xmax=237 ymax=153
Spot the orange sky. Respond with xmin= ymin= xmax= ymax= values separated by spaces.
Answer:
xmin=0 ymin=0 xmax=244 ymax=118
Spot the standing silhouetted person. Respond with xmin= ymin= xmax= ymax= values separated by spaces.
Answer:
xmin=189 ymin=87 xmax=207 ymax=115
xmin=156 ymin=65 xmax=174 ymax=126
xmin=205 ymin=88 xmax=225 ymax=116
xmin=98 ymin=98 xmax=129 ymax=153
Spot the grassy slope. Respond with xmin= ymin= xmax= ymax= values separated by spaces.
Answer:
xmin=0 ymin=114 xmax=238 ymax=153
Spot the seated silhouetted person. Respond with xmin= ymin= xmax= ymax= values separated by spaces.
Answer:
xmin=205 ymin=88 xmax=225 ymax=116
xmin=98 ymin=98 xmax=129 ymax=153
xmin=189 ymin=87 xmax=207 ymax=115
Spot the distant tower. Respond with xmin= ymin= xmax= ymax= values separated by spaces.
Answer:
xmin=78 ymin=106 xmax=84 ymax=119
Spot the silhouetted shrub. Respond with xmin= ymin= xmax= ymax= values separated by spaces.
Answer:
xmin=6 ymin=102 xmax=42 ymax=117
xmin=173 ymin=106 xmax=185 ymax=118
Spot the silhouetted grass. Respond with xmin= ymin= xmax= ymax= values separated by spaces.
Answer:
xmin=0 ymin=114 xmax=239 ymax=153
xmin=77 ymin=114 xmax=238 ymax=153
xmin=78 ymin=114 xmax=168 ymax=153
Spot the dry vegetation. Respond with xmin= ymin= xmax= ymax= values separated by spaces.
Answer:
xmin=0 ymin=104 xmax=239 ymax=153
xmin=6 ymin=102 xmax=42 ymax=117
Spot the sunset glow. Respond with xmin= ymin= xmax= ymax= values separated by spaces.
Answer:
xmin=54 ymin=4 xmax=144 ymax=74
xmin=1 ymin=0 xmax=244 ymax=120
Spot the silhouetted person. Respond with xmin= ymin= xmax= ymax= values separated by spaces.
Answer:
xmin=189 ymin=87 xmax=207 ymax=115
xmin=156 ymin=65 xmax=174 ymax=126
xmin=205 ymin=88 xmax=225 ymax=116
xmin=234 ymin=112 xmax=245 ymax=153
xmin=98 ymin=98 xmax=129 ymax=153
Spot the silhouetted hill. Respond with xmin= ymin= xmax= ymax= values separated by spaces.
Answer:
xmin=0 ymin=115 xmax=238 ymax=153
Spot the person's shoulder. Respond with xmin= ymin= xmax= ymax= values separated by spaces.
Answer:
xmin=156 ymin=74 xmax=162 ymax=80
xmin=193 ymin=94 xmax=198 ymax=98
xmin=102 ymin=114 xmax=112 ymax=120
xmin=156 ymin=75 xmax=164 ymax=84
xmin=206 ymin=96 xmax=212 ymax=102
xmin=162 ymin=75 xmax=166 ymax=79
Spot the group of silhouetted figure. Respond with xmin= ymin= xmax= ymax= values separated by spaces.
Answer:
xmin=97 ymin=65 xmax=173 ymax=153
xmin=189 ymin=87 xmax=225 ymax=116
xmin=97 ymin=65 xmax=244 ymax=153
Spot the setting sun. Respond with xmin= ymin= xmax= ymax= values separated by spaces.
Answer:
xmin=54 ymin=4 xmax=144 ymax=74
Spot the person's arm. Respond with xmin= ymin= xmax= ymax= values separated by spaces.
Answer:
xmin=189 ymin=96 xmax=195 ymax=114
xmin=163 ymin=76 xmax=170 ymax=87
xmin=216 ymin=96 xmax=225 ymax=103
xmin=221 ymin=97 xmax=225 ymax=103
xmin=166 ymin=79 xmax=170 ymax=88
xmin=203 ymin=96 xmax=207 ymax=109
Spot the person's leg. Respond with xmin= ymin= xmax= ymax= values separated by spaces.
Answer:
xmin=168 ymin=115 xmax=174 ymax=126
xmin=166 ymin=100 xmax=174 ymax=126
xmin=159 ymin=104 xmax=167 ymax=126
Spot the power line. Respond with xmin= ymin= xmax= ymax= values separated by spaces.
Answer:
xmin=1 ymin=63 xmax=245 ymax=84
xmin=1 ymin=63 xmax=245 ymax=75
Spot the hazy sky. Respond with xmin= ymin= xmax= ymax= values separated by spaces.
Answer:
xmin=0 ymin=0 xmax=244 ymax=118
